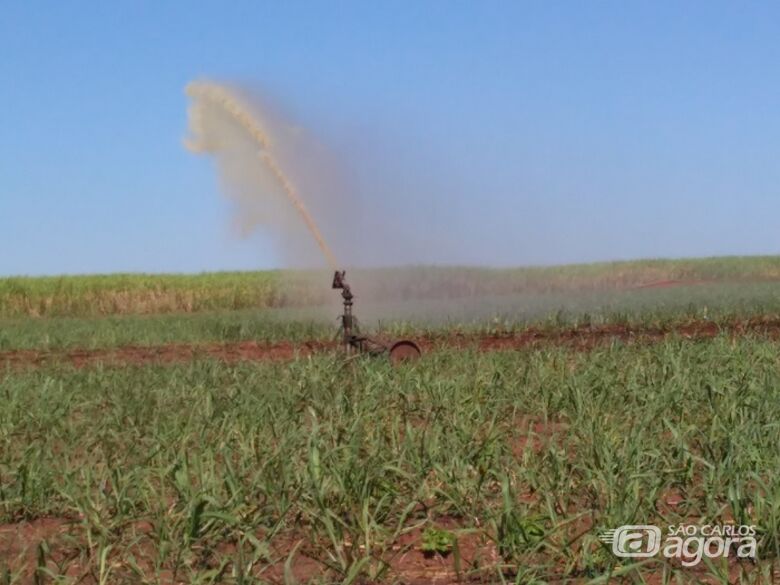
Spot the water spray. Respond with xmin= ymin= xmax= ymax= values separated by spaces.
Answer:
xmin=185 ymin=81 xmax=421 ymax=363
xmin=185 ymin=81 xmax=339 ymax=270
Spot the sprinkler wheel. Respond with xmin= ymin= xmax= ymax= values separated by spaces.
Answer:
xmin=388 ymin=340 xmax=422 ymax=365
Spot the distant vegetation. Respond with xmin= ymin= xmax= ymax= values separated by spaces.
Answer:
xmin=2 ymin=256 xmax=780 ymax=318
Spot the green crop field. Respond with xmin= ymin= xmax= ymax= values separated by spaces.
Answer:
xmin=3 ymin=255 xmax=780 ymax=319
xmin=2 ymin=257 xmax=780 ymax=583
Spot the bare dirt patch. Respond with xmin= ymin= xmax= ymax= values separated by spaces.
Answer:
xmin=0 ymin=517 xmax=85 ymax=582
xmin=3 ymin=318 xmax=780 ymax=370
xmin=633 ymin=279 xmax=708 ymax=289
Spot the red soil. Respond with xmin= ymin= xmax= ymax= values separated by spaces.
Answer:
xmin=2 ymin=513 xmax=765 ymax=584
xmin=3 ymin=318 xmax=780 ymax=370
xmin=633 ymin=279 xmax=708 ymax=289
xmin=3 ymin=317 xmax=778 ymax=582
xmin=0 ymin=340 xmax=329 ymax=369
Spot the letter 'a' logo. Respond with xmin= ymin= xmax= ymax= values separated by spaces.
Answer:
xmin=599 ymin=525 xmax=662 ymax=557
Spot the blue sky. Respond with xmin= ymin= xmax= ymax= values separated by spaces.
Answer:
xmin=1 ymin=2 xmax=778 ymax=276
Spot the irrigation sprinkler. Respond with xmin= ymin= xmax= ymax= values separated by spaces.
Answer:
xmin=332 ymin=270 xmax=422 ymax=364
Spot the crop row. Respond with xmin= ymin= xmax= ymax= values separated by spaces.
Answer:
xmin=1 ymin=337 xmax=778 ymax=582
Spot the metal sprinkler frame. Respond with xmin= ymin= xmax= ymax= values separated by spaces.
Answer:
xmin=332 ymin=270 xmax=422 ymax=364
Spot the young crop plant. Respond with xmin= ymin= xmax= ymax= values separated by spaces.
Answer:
xmin=1 ymin=334 xmax=779 ymax=582
xmin=420 ymin=527 xmax=457 ymax=557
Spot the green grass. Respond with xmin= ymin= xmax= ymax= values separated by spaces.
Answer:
xmin=0 ymin=271 xmax=288 ymax=318
xmin=1 ymin=337 xmax=778 ymax=582
xmin=0 ymin=308 xmax=332 ymax=351
xmin=3 ymin=255 xmax=780 ymax=318
xmin=2 ymin=257 xmax=780 ymax=582
xmin=3 ymin=281 xmax=780 ymax=352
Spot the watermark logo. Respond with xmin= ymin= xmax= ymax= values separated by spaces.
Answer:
xmin=600 ymin=524 xmax=757 ymax=567
xmin=600 ymin=525 xmax=662 ymax=557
